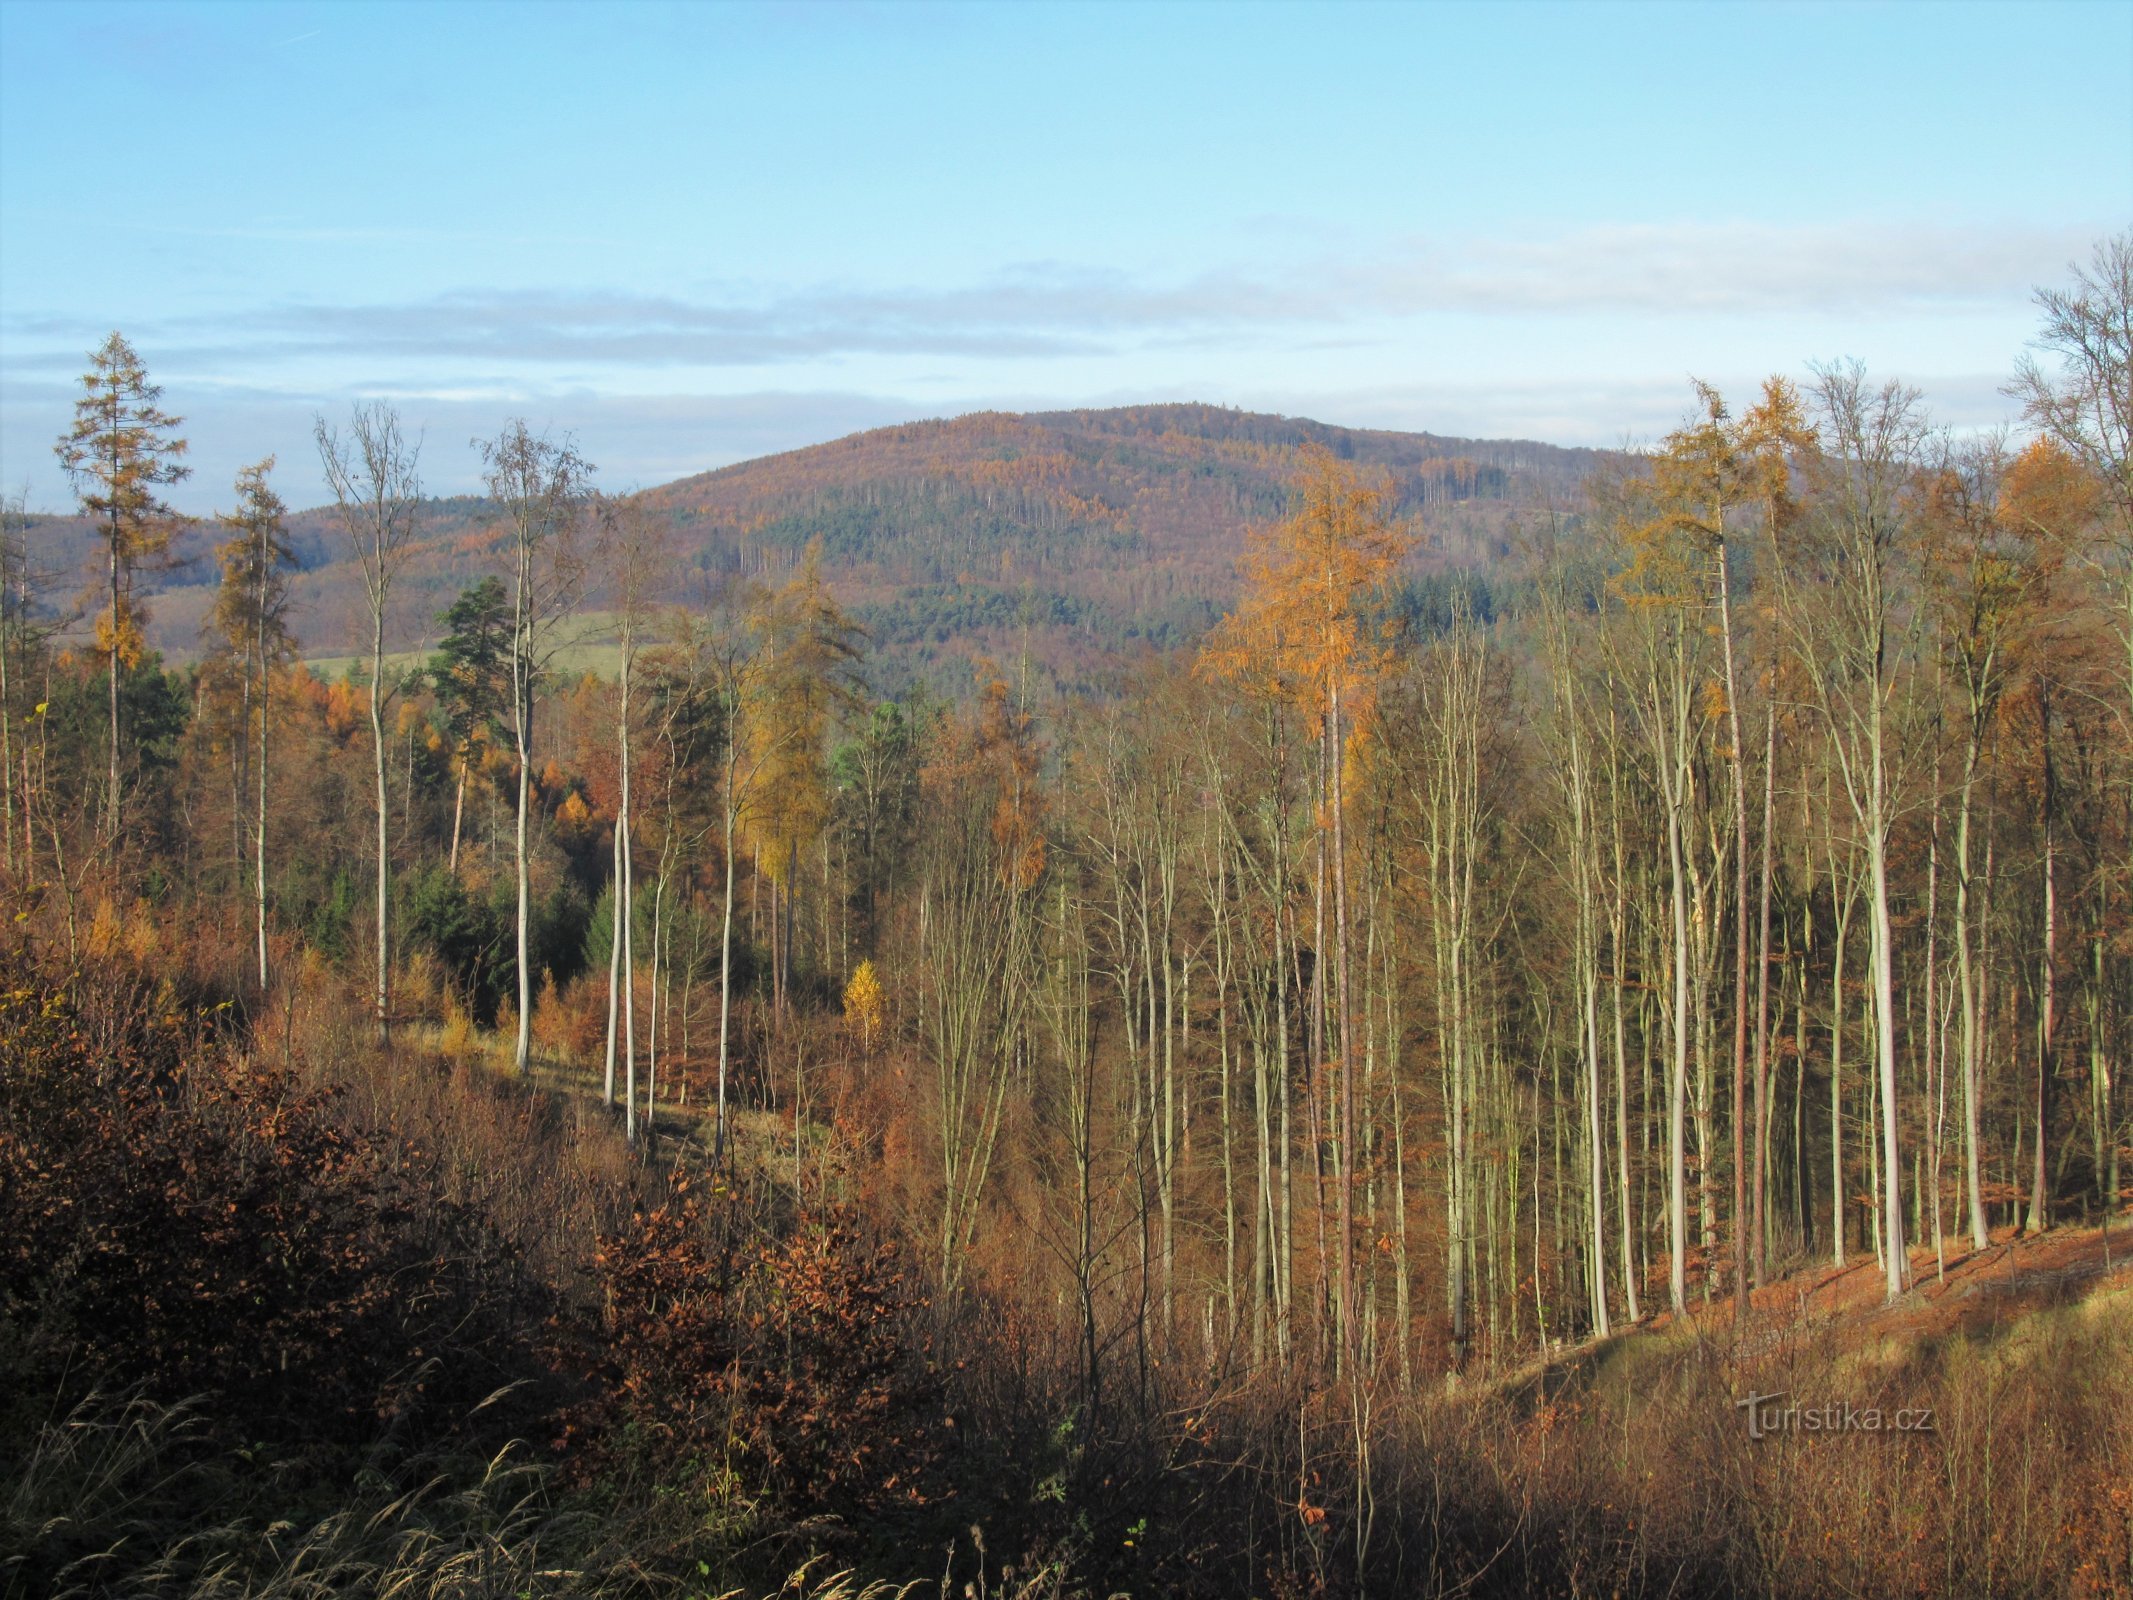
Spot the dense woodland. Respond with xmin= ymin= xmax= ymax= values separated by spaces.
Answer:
xmin=1 ymin=236 xmax=2129 ymax=1599
xmin=18 ymin=403 xmax=1595 ymax=698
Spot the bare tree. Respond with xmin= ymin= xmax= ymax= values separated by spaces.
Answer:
xmin=2009 ymin=232 xmax=2133 ymax=909
xmin=317 ymin=403 xmax=422 ymax=1044
xmin=1609 ymin=483 xmax=1706 ymax=1319
xmin=2009 ymin=232 xmax=2133 ymax=530
xmin=1783 ymin=363 xmax=1930 ymax=1304
xmin=708 ymin=608 xmax=767 ymax=1167
xmin=480 ymin=421 xmax=590 ymax=1077
xmin=599 ymin=496 xmax=669 ymax=1139
xmin=1537 ymin=536 xmax=1610 ymax=1338
xmin=1413 ymin=606 xmax=1492 ymax=1359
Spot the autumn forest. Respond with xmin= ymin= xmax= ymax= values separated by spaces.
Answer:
xmin=2 ymin=236 xmax=2129 ymax=1599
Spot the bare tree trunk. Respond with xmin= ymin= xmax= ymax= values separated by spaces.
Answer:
xmin=604 ymin=812 xmax=622 ymax=1107
xmin=107 ymin=501 xmax=122 ymax=841
xmin=2028 ymin=716 xmax=2058 ymax=1232
xmin=1717 ymin=542 xmax=1754 ymax=1326
xmin=508 ymin=525 xmax=537 ymax=1074
xmin=624 ymin=811 xmax=638 ymax=1143
xmin=0 ymin=590 xmax=13 ymax=878
xmin=716 ymin=741 xmax=740 ymax=1167
xmin=1664 ymin=720 xmax=1692 ymax=1317
xmin=448 ymin=761 xmax=467 ymax=875
xmin=1868 ymin=698 xmax=1907 ymax=1300
xmin=255 ymin=595 xmax=270 ymax=993
xmin=371 ymin=611 xmax=391 ymax=1045
xmin=1828 ymin=816 xmax=1855 ymax=1268
xmin=1956 ymin=737 xmax=1990 ymax=1248
xmin=0 ymin=561 xmax=13 ymax=878
xmin=1329 ymin=677 xmax=1356 ymax=1370
xmin=1751 ymin=701 xmax=1777 ymax=1286
xmin=317 ymin=404 xmax=421 ymax=1045
xmin=1607 ymin=706 xmax=1640 ymax=1323
xmin=1925 ymin=791 xmax=1947 ymax=1275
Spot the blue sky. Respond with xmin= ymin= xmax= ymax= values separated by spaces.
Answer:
xmin=2 ymin=0 xmax=2127 ymax=512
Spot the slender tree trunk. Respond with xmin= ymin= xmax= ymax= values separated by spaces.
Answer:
xmin=1716 ymin=541 xmax=1754 ymax=1325
xmin=716 ymin=737 xmax=740 ymax=1167
xmin=1329 ymin=677 xmax=1356 ymax=1370
xmin=371 ymin=608 xmax=391 ymax=1045
xmin=1664 ymin=744 xmax=1691 ymax=1317
xmin=2028 ymin=726 xmax=2058 ymax=1233
xmin=1751 ymin=701 xmax=1777 ymax=1286
xmin=1607 ymin=710 xmax=1640 ymax=1322
xmin=624 ymin=811 xmax=638 ymax=1143
xmin=0 ymin=599 xmax=13 ymax=877
xmin=604 ymin=812 xmax=623 ymax=1107
xmin=1830 ymin=844 xmax=1854 ymax=1267
xmin=1925 ymin=776 xmax=1945 ymax=1275
xmin=255 ymin=607 xmax=270 ymax=993
xmin=619 ymin=653 xmax=638 ymax=1135
xmin=107 ymin=502 xmax=122 ymax=841
xmin=1955 ymin=730 xmax=1991 ymax=1248
xmin=512 ymin=660 xmax=533 ymax=1075
xmin=449 ymin=761 xmax=467 ymax=875
xmin=1868 ymin=704 xmax=1906 ymax=1301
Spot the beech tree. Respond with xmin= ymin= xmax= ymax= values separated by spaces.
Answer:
xmin=479 ymin=420 xmax=590 ymax=1077
xmin=1647 ymin=383 xmax=1759 ymax=1321
xmin=2009 ymin=232 xmax=2133 ymax=902
xmin=317 ymin=403 xmax=422 ymax=1044
xmin=1783 ymin=364 xmax=1930 ymax=1304
xmin=1609 ymin=460 xmax=1707 ymax=1317
xmin=55 ymin=332 xmax=188 ymax=842
xmin=599 ymin=497 xmax=670 ymax=1137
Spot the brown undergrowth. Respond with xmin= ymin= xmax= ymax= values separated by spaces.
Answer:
xmin=3 ymin=923 xmax=2127 ymax=1598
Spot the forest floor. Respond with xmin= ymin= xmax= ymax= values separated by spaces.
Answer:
xmin=1737 ymin=1218 xmax=2133 ymax=1356
xmin=443 ymin=1017 xmax=2133 ymax=1402
xmin=1496 ymin=1213 xmax=2133 ymax=1415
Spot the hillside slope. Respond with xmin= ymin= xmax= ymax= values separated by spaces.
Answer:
xmin=641 ymin=403 xmax=1600 ymax=688
xmin=79 ymin=403 xmax=1604 ymax=691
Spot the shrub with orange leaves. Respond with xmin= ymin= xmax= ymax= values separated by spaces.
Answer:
xmin=0 ymin=955 xmax=552 ymax=1456
xmin=572 ymin=1177 xmax=946 ymax=1523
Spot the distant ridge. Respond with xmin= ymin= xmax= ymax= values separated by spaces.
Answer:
xmin=630 ymin=403 xmax=1600 ymax=688
xmin=124 ymin=403 xmax=1606 ymax=690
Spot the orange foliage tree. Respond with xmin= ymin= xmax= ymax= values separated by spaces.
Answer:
xmin=1203 ymin=445 xmax=1408 ymax=1367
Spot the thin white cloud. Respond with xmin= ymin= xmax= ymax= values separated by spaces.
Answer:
xmin=2 ymin=219 xmax=2093 ymax=380
xmin=1355 ymin=222 xmax=2100 ymax=315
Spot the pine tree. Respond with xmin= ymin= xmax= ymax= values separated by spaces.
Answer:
xmin=210 ymin=458 xmax=295 ymax=988
xmin=429 ymin=577 xmax=511 ymax=875
xmin=54 ymin=332 xmax=188 ymax=840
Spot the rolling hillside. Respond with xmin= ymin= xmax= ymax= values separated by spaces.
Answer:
xmin=53 ymin=404 xmax=1606 ymax=693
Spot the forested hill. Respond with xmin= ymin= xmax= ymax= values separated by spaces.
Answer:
xmin=638 ymin=404 xmax=1602 ymax=688
xmin=126 ymin=403 xmax=1604 ymax=692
